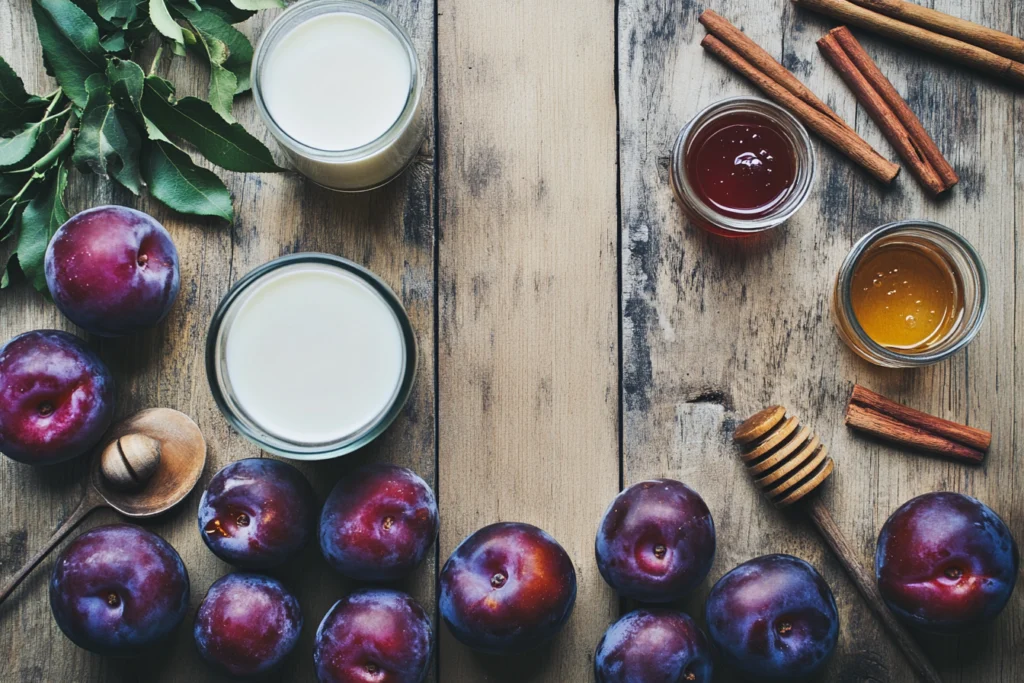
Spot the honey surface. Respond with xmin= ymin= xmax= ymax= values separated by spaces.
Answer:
xmin=850 ymin=244 xmax=962 ymax=350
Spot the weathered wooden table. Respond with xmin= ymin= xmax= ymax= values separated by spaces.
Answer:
xmin=2 ymin=0 xmax=1022 ymax=680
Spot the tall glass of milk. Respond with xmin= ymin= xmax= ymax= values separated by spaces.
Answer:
xmin=252 ymin=0 xmax=425 ymax=191
xmin=207 ymin=254 xmax=417 ymax=459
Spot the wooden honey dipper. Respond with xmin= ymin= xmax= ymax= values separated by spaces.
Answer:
xmin=734 ymin=406 xmax=943 ymax=683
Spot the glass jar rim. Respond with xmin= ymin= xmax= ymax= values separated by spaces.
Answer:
xmin=206 ymin=253 xmax=417 ymax=460
xmin=671 ymin=96 xmax=816 ymax=233
xmin=836 ymin=220 xmax=988 ymax=366
xmin=250 ymin=0 xmax=423 ymax=163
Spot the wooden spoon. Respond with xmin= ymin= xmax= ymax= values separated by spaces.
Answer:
xmin=0 ymin=408 xmax=206 ymax=605
xmin=734 ymin=406 xmax=942 ymax=683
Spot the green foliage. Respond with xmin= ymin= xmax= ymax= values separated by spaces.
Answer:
xmin=2 ymin=0 xmax=282 ymax=291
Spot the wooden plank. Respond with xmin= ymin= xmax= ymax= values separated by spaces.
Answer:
xmin=436 ymin=0 xmax=620 ymax=679
xmin=0 ymin=2 xmax=436 ymax=681
xmin=620 ymin=0 xmax=1019 ymax=681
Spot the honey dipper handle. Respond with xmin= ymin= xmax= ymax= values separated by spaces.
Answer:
xmin=805 ymin=496 xmax=943 ymax=683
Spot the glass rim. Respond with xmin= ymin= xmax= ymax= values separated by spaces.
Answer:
xmin=671 ymin=96 xmax=817 ymax=233
xmin=250 ymin=0 xmax=423 ymax=162
xmin=837 ymin=220 xmax=988 ymax=366
xmin=206 ymin=253 xmax=417 ymax=460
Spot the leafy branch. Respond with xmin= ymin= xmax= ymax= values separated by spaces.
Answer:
xmin=1 ymin=0 xmax=284 ymax=290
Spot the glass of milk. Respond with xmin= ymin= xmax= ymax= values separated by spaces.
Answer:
xmin=207 ymin=254 xmax=417 ymax=459
xmin=252 ymin=0 xmax=425 ymax=191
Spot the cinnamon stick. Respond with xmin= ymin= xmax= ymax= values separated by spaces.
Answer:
xmin=848 ymin=0 xmax=1024 ymax=63
xmin=699 ymin=10 xmax=853 ymax=132
xmin=793 ymin=0 xmax=1024 ymax=86
xmin=817 ymin=28 xmax=951 ymax=195
xmin=846 ymin=384 xmax=990 ymax=464
xmin=700 ymin=34 xmax=900 ymax=184
xmin=830 ymin=27 xmax=958 ymax=189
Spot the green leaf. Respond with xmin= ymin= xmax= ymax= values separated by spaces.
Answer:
xmin=16 ymin=160 xmax=69 ymax=290
xmin=73 ymin=73 xmax=143 ymax=194
xmin=206 ymin=65 xmax=237 ymax=122
xmin=0 ymin=172 xmax=44 ymax=238
xmin=98 ymin=0 xmax=139 ymax=27
xmin=0 ymin=122 xmax=45 ymax=167
xmin=142 ymin=76 xmax=281 ymax=172
xmin=24 ymin=126 xmax=74 ymax=171
xmin=196 ymin=0 xmax=255 ymax=24
xmin=230 ymin=0 xmax=284 ymax=10
xmin=149 ymin=0 xmax=183 ymax=43
xmin=32 ymin=0 xmax=105 ymax=108
xmin=3 ymin=110 xmax=72 ymax=171
xmin=100 ymin=30 xmax=127 ymax=52
xmin=142 ymin=140 xmax=232 ymax=221
xmin=106 ymin=58 xmax=144 ymax=112
xmin=177 ymin=5 xmax=254 ymax=93
xmin=0 ymin=58 xmax=48 ymax=133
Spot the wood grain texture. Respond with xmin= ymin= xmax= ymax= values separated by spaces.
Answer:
xmin=620 ymin=0 xmax=1020 ymax=681
xmin=0 ymin=1 xmax=436 ymax=681
xmin=436 ymin=0 xmax=620 ymax=680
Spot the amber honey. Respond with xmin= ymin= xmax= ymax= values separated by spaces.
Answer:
xmin=850 ymin=240 xmax=964 ymax=351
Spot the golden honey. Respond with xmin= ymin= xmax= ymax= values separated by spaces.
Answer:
xmin=850 ymin=241 xmax=964 ymax=351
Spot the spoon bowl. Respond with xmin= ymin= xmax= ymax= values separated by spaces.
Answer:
xmin=0 ymin=408 xmax=206 ymax=607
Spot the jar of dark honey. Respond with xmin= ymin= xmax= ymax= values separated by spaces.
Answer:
xmin=671 ymin=97 xmax=816 ymax=236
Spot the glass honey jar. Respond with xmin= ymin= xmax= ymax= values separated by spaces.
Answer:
xmin=833 ymin=220 xmax=988 ymax=368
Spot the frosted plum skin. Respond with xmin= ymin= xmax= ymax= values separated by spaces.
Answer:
xmin=439 ymin=522 xmax=577 ymax=654
xmin=0 ymin=330 xmax=114 ymax=465
xmin=314 ymin=588 xmax=433 ymax=683
xmin=876 ymin=491 xmax=1018 ymax=634
xmin=45 ymin=205 xmax=180 ymax=337
xmin=705 ymin=554 xmax=839 ymax=681
xmin=193 ymin=572 xmax=302 ymax=678
xmin=319 ymin=464 xmax=438 ymax=581
xmin=49 ymin=524 xmax=189 ymax=656
xmin=198 ymin=458 xmax=316 ymax=569
xmin=594 ymin=609 xmax=713 ymax=682
xmin=595 ymin=479 xmax=715 ymax=602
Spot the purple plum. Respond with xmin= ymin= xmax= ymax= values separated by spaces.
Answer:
xmin=194 ymin=573 xmax=302 ymax=678
xmin=314 ymin=588 xmax=433 ymax=683
xmin=595 ymin=609 xmax=713 ymax=683
xmin=439 ymin=522 xmax=576 ymax=655
xmin=199 ymin=458 xmax=316 ymax=569
xmin=49 ymin=524 xmax=189 ymax=656
xmin=319 ymin=464 xmax=438 ymax=581
xmin=0 ymin=330 xmax=114 ymax=465
xmin=45 ymin=205 xmax=180 ymax=337
xmin=876 ymin=491 xmax=1018 ymax=634
xmin=596 ymin=479 xmax=715 ymax=602
xmin=705 ymin=554 xmax=838 ymax=681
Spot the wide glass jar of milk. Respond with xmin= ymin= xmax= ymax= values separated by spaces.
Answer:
xmin=206 ymin=254 xmax=416 ymax=459
xmin=252 ymin=0 xmax=425 ymax=191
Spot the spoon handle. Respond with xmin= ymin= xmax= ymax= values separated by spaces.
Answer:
xmin=0 ymin=490 xmax=102 ymax=607
xmin=805 ymin=496 xmax=943 ymax=683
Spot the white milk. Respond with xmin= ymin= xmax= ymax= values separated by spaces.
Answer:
xmin=262 ymin=13 xmax=411 ymax=151
xmin=253 ymin=2 xmax=425 ymax=190
xmin=223 ymin=263 xmax=405 ymax=444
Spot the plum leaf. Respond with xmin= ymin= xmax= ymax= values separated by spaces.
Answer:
xmin=142 ymin=140 xmax=233 ymax=221
xmin=16 ymin=160 xmax=69 ymax=290
xmin=32 ymin=0 xmax=105 ymax=108
xmin=141 ymin=76 xmax=281 ymax=172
